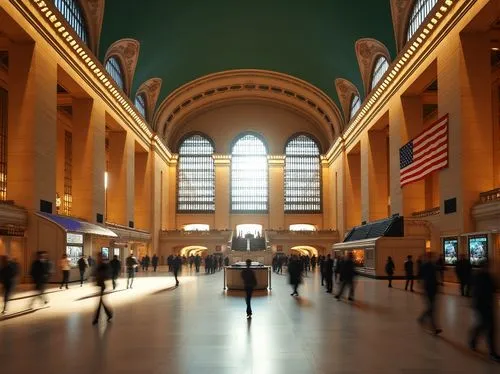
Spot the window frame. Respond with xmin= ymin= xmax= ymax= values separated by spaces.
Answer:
xmin=134 ymin=93 xmax=147 ymax=119
xmin=53 ymin=0 xmax=89 ymax=46
xmin=105 ymin=56 xmax=125 ymax=91
xmin=349 ymin=94 xmax=361 ymax=121
xmin=230 ymin=132 xmax=269 ymax=214
xmin=370 ymin=56 xmax=389 ymax=91
xmin=406 ymin=0 xmax=439 ymax=43
xmin=284 ymin=133 xmax=322 ymax=214
xmin=176 ymin=133 xmax=216 ymax=214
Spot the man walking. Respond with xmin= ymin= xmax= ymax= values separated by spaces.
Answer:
xmin=29 ymin=251 xmax=51 ymax=308
xmin=324 ymin=254 xmax=334 ymax=293
xmin=126 ymin=252 xmax=138 ymax=289
xmin=110 ymin=255 xmax=121 ymax=290
xmin=335 ymin=252 xmax=355 ymax=301
xmin=469 ymin=260 xmax=500 ymax=361
xmin=1 ymin=255 xmax=18 ymax=314
xmin=456 ymin=254 xmax=472 ymax=297
xmin=152 ymin=254 xmax=159 ymax=272
xmin=59 ymin=253 xmax=71 ymax=290
xmin=92 ymin=254 xmax=113 ymax=325
xmin=385 ymin=256 xmax=395 ymax=288
xmin=417 ymin=252 xmax=442 ymax=335
xmin=172 ymin=255 xmax=181 ymax=286
xmin=77 ymin=255 xmax=88 ymax=287
xmin=404 ymin=255 xmax=414 ymax=292
xmin=288 ymin=255 xmax=302 ymax=297
xmin=241 ymin=259 xmax=257 ymax=319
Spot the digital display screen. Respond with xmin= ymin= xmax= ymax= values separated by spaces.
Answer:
xmin=443 ymin=238 xmax=458 ymax=265
xmin=67 ymin=233 xmax=83 ymax=244
xmin=101 ymin=247 xmax=109 ymax=260
xmin=468 ymin=235 xmax=488 ymax=266
xmin=66 ymin=246 xmax=83 ymax=267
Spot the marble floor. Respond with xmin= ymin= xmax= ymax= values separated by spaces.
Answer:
xmin=0 ymin=267 xmax=499 ymax=374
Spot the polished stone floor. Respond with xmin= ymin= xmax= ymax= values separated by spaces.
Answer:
xmin=0 ymin=266 xmax=499 ymax=374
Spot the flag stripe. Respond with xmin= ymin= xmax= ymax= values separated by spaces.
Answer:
xmin=401 ymin=138 xmax=447 ymax=174
xmin=400 ymin=115 xmax=448 ymax=187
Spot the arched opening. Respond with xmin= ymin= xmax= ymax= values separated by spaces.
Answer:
xmin=289 ymin=224 xmax=317 ymax=231
xmin=179 ymin=245 xmax=208 ymax=257
xmin=183 ymin=224 xmax=210 ymax=231
xmin=290 ymin=245 xmax=318 ymax=257
xmin=235 ymin=224 xmax=263 ymax=237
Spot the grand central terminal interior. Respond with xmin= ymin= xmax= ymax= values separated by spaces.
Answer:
xmin=0 ymin=0 xmax=500 ymax=373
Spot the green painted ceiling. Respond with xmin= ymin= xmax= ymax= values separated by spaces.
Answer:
xmin=99 ymin=0 xmax=396 ymax=109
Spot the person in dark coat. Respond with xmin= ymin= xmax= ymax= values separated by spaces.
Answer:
xmin=77 ymin=255 xmax=88 ymax=287
xmin=319 ymin=255 xmax=325 ymax=286
xmin=28 ymin=251 xmax=51 ymax=308
xmin=194 ymin=254 xmax=201 ymax=272
xmin=436 ymin=255 xmax=445 ymax=285
xmin=87 ymin=255 xmax=95 ymax=268
xmin=311 ymin=255 xmax=317 ymax=271
xmin=92 ymin=254 xmax=113 ymax=325
xmin=172 ymin=255 xmax=181 ymax=286
xmin=125 ymin=253 xmax=138 ymax=289
xmin=455 ymin=254 xmax=472 ymax=297
xmin=469 ymin=260 xmax=500 ymax=361
xmin=151 ymin=254 xmax=159 ymax=272
xmin=385 ymin=256 xmax=395 ymax=288
xmin=288 ymin=255 xmax=302 ymax=296
xmin=335 ymin=252 xmax=355 ymax=301
xmin=241 ymin=259 xmax=257 ymax=318
xmin=334 ymin=255 xmax=342 ymax=283
xmin=417 ymin=252 xmax=442 ymax=335
xmin=404 ymin=255 xmax=415 ymax=292
xmin=324 ymin=254 xmax=334 ymax=293
xmin=1 ymin=255 xmax=18 ymax=314
xmin=110 ymin=255 xmax=121 ymax=290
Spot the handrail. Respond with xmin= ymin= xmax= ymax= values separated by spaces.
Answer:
xmin=411 ymin=207 xmax=440 ymax=218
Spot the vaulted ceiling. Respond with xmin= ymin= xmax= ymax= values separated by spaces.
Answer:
xmin=99 ymin=0 xmax=396 ymax=108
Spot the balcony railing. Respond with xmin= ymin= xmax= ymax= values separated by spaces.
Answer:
xmin=411 ymin=207 xmax=440 ymax=218
xmin=479 ymin=188 xmax=500 ymax=203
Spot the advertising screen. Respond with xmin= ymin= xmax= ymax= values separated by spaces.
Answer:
xmin=101 ymin=247 xmax=109 ymax=260
xmin=468 ymin=235 xmax=488 ymax=266
xmin=66 ymin=245 xmax=83 ymax=267
xmin=443 ymin=238 xmax=458 ymax=265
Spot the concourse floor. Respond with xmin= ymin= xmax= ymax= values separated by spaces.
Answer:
xmin=0 ymin=267 xmax=499 ymax=374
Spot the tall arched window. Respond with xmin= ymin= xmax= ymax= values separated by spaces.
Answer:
xmin=407 ymin=0 xmax=438 ymax=42
xmin=134 ymin=94 xmax=146 ymax=118
xmin=105 ymin=57 xmax=124 ymax=90
xmin=231 ymin=134 xmax=268 ymax=212
xmin=371 ymin=56 xmax=389 ymax=90
xmin=350 ymin=95 xmax=361 ymax=120
xmin=53 ymin=0 xmax=89 ymax=45
xmin=177 ymin=135 xmax=215 ymax=212
xmin=285 ymin=134 xmax=321 ymax=212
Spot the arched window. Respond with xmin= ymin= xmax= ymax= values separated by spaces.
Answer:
xmin=54 ymin=0 xmax=89 ymax=45
xmin=105 ymin=57 xmax=124 ymax=90
xmin=177 ymin=135 xmax=215 ymax=212
xmin=350 ymin=95 xmax=361 ymax=120
xmin=407 ymin=0 xmax=438 ymax=42
xmin=231 ymin=134 xmax=268 ymax=212
xmin=285 ymin=135 xmax=321 ymax=212
xmin=134 ymin=94 xmax=146 ymax=118
xmin=370 ymin=56 xmax=389 ymax=91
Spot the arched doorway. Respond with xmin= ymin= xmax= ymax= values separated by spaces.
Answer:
xmin=290 ymin=245 xmax=319 ymax=257
xmin=179 ymin=246 xmax=208 ymax=257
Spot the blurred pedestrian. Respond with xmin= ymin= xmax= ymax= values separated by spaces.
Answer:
xmin=1 ymin=255 xmax=18 ymax=314
xmin=385 ymin=256 xmax=395 ymax=288
xmin=126 ymin=252 xmax=138 ymax=289
xmin=110 ymin=255 xmax=121 ymax=290
xmin=172 ymin=255 xmax=181 ymax=286
xmin=324 ymin=254 xmax=334 ymax=293
xmin=241 ymin=259 xmax=257 ymax=318
xmin=59 ymin=253 xmax=71 ymax=290
xmin=92 ymin=254 xmax=113 ymax=325
xmin=455 ymin=254 xmax=472 ymax=297
xmin=28 ymin=251 xmax=51 ymax=308
xmin=417 ymin=252 xmax=442 ymax=335
xmin=404 ymin=255 xmax=414 ymax=292
xmin=335 ymin=252 xmax=355 ymax=301
xmin=288 ymin=255 xmax=302 ymax=297
xmin=77 ymin=255 xmax=88 ymax=287
xmin=152 ymin=254 xmax=159 ymax=272
xmin=436 ymin=255 xmax=445 ymax=285
xmin=469 ymin=260 xmax=500 ymax=361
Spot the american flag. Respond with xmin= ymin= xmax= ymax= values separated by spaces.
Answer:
xmin=400 ymin=115 xmax=449 ymax=187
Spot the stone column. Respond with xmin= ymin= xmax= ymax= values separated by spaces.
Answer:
xmin=106 ymin=131 xmax=135 ymax=226
xmin=321 ymin=158 xmax=330 ymax=229
xmin=214 ymin=155 xmax=231 ymax=230
xmin=134 ymin=150 xmax=152 ymax=231
xmin=72 ymin=99 xmax=106 ymax=222
xmin=167 ymin=157 xmax=177 ymax=229
xmin=345 ymin=151 xmax=361 ymax=229
xmin=361 ymin=130 xmax=389 ymax=222
xmin=7 ymin=42 xmax=57 ymax=211
xmin=438 ymin=32 xmax=494 ymax=233
xmin=268 ymin=155 xmax=285 ymax=230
